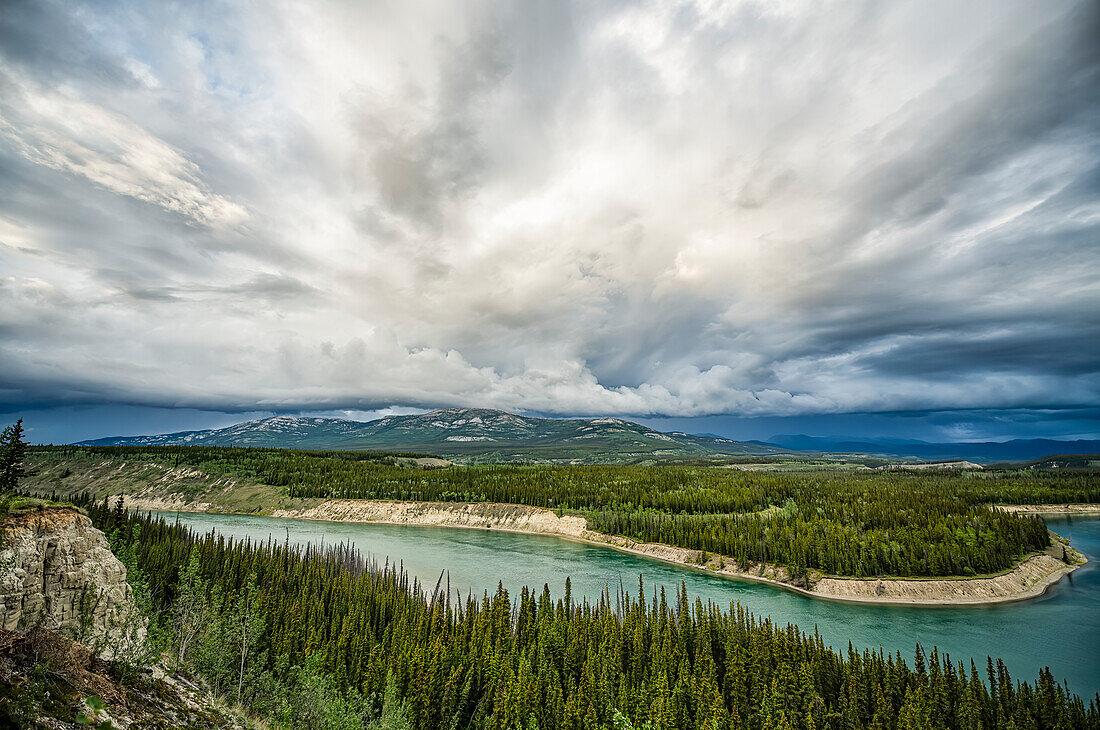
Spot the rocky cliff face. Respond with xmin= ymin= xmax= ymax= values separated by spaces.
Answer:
xmin=0 ymin=508 xmax=133 ymax=640
xmin=0 ymin=508 xmax=247 ymax=729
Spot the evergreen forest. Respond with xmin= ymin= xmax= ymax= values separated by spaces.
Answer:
xmin=83 ymin=500 xmax=1100 ymax=730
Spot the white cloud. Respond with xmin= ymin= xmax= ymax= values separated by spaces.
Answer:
xmin=0 ymin=0 xmax=1097 ymax=418
xmin=0 ymin=68 xmax=247 ymax=227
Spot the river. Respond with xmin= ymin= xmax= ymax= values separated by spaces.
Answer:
xmin=153 ymin=510 xmax=1100 ymax=696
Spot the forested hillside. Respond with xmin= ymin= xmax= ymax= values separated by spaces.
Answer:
xmin=30 ymin=446 xmax=1100 ymax=578
xmin=85 ymin=503 xmax=1100 ymax=730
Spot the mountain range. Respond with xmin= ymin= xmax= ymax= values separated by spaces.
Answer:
xmin=73 ymin=408 xmax=1099 ymax=464
xmin=765 ymin=435 xmax=1100 ymax=463
xmin=74 ymin=408 xmax=797 ymax=464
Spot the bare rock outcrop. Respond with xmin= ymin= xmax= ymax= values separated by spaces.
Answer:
xmin=0 ymin=509 xmax=134 ymax=642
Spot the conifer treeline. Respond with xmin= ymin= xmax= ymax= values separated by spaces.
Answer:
xmin=88 ymin=502 xmax=1099 ymax=730
xmin=34 ymin=445 xmax=1100 ymax=577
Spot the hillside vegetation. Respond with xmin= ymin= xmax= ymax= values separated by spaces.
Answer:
xmin=26 ymin=446 xmax=1100 ymax=580
xmin=84 ymin=503 xmax=1100 ymax=730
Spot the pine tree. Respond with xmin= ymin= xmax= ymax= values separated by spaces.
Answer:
xmin=0 ymin=418 xmax=27 ymax=494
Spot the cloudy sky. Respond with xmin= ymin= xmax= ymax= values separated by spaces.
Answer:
xmin=1 ymin=0 xmax=1098 ymax=443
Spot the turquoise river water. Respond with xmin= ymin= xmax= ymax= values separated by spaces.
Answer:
xmin=154 ymin=511 xmax=1100 ymax=696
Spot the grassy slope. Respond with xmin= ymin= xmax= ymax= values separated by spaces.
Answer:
xmin=22 ymin=455 xmax=295 ymax=514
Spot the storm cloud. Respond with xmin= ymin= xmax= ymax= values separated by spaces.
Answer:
xmin=1 ymin=0 xmax=1098 ymax=419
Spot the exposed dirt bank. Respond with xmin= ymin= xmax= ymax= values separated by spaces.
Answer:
xmin=272 ymin=500 xmax=589 ymax=537
xmin=997 ymin=504 xmax=1100 ymax=516
xmin=810 ymin=549 xmax=1082 ymax=605
xmin=269 ymin=499 xmax=1088 ymax=606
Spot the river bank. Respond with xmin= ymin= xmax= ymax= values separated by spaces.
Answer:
xmin=127 ymin=495 xmax=1089 ymax=606
xmin=997 ymin=504 xmax=1100 ymax=516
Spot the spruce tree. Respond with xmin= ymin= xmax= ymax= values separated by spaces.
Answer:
xmin=0 ymin=418 xmax=26 ymax=494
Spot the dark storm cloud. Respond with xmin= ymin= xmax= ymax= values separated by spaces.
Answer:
xmin=0 ymin=0 xmax=1097 ymax=419
xmin=857 ymin=327 xmax=1100 ymax=380
xmin=0 ymin=0 xmax=124 ymax=85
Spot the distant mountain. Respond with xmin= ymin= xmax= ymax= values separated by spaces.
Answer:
xmin=1009 ymin=453 xmax=1100 ymax=470
xmin=75 ymin=408 xmax=797 ymax=464
xmin=766 ymin=435 xmax=1100 ymax=463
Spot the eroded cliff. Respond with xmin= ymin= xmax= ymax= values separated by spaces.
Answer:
xmin=0 ymin=508 xmax=133 ymax=640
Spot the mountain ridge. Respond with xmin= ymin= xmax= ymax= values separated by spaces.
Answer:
xmin=72 ymin=409 xmax=1097 ymax=463
xmin=73 ymin=408 xmax=795 ymax=464
xmin=767 ymin=434 xmax=1100 ymax=462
